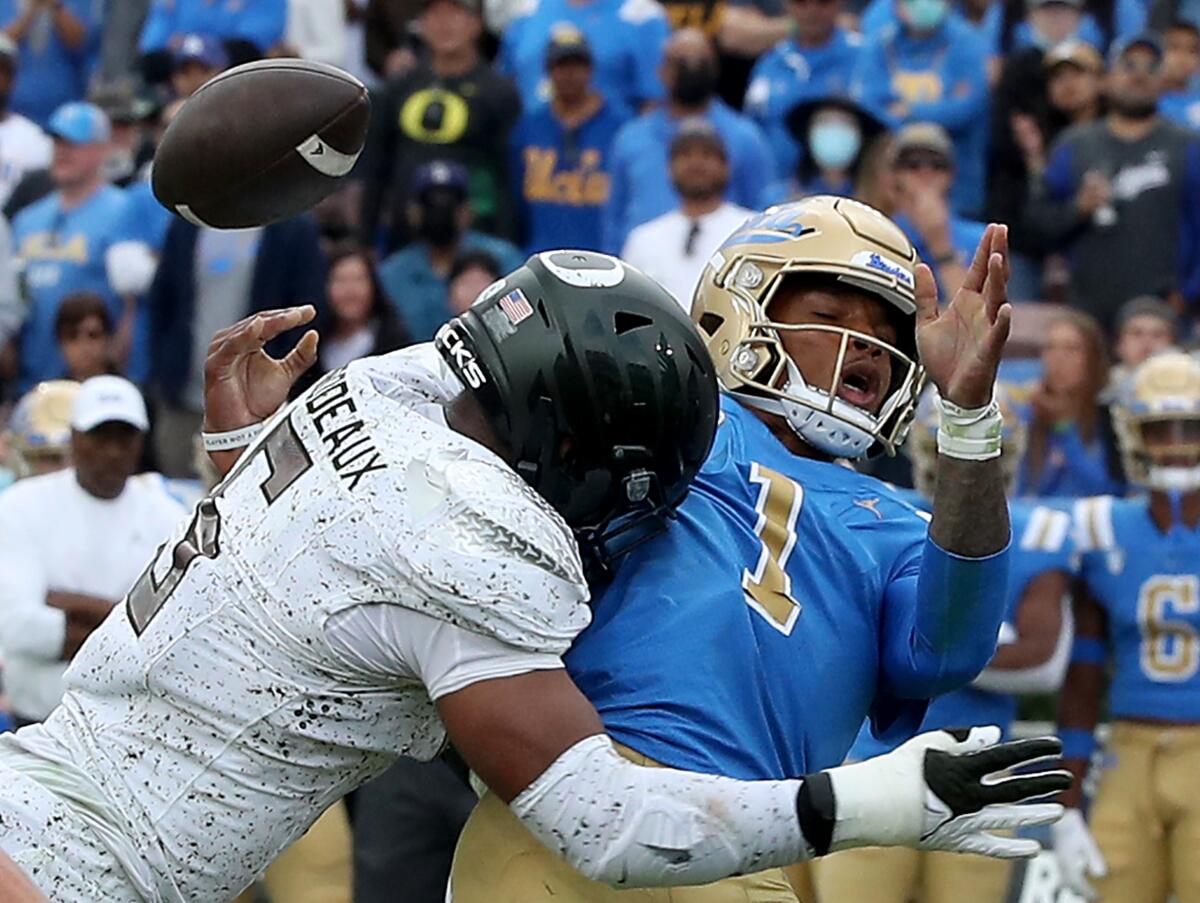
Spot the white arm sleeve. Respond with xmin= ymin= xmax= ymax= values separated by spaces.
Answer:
xmin=510 ymin=734 xmax=808 ymax=887
xmin=324 ymin=603 xmax=564 ymax=699
xmin=971 ymin=597 xmax=1074 ymax=695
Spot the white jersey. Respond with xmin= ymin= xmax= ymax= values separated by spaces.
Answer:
xmin=0 ymin=345 xmax=589 ymax=902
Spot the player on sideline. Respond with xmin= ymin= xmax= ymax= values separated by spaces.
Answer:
xmin=1054 ymin=350 xmax=1200 ymax=903
xmin=812 ymin=386 xmax=1077 ymax=903
xmin=0 ymin=252 xmax=1065 ymax=903
xmin=449 ymin=198 xmax=1054 ymax=903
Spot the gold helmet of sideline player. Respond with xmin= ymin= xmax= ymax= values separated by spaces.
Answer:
xmin=1112 ymin=350 xmax=1200 ymax=492
xmin=6 ymin=380 xmax=80 ymax=478
xmin=906 ymin=382 xmax=1026 ymax=499
xmin=692 ymin=195 xmax=924 ymax=459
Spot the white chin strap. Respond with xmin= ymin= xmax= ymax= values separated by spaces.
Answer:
xmin=1146 ymin=465 xmax=1200 ymax=491
xmin=737 ymin=357 xmax=877 ymax=459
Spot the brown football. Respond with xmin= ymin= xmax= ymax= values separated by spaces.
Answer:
xmin=152 ymin=59 xmax=370 ymax=229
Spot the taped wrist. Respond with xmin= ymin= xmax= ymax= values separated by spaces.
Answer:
xmin=937 ymin=395 xmax=1003 ymax=461
xmin=509 ymin=734 xmax=808 ymax=887
xmin=796 ymin=771 xmax=836 ymax=856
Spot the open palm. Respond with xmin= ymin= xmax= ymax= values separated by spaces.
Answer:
xmin=203 ymin=306 xmax=320 ymax=433
xmin=914 ymin=224 xmax=1012 ymax=409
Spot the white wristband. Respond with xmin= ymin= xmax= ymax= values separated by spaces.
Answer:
xmin=201 ymin=423 xmax=264 ymax=452
xmin=936 ymin=395 xmax=1003 ymax=461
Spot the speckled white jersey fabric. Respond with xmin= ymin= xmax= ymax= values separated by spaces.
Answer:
xmin=0 ymin=344 xmax=589 ymax=903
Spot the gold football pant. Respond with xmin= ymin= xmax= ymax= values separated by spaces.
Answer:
xmin=232 ymin=800 xmax=353 ymax=903
xmin=1089 ymin=721 xmax=1200 ymax=903
xmin=449 ymin=744 xmax=805 ymax=903
xmin=810 ymin=844 xmax=1011 ymax=903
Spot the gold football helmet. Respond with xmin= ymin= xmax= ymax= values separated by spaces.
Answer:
xmin=6 ymin=379 xmax=80 ymax=478
xmin=1112 ymin=350 xmax=1200 ymax=491
xmin=692 ymin=195 xmax=924 ymax=458
xmin=906 ymin=382 xmax=1026 ymax=499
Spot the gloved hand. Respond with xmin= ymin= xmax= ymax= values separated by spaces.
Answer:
xmin=821 ymin=726 xmax=1071 ymax=859
xmin=1052 ymin=807 xmax=1107 ymax=900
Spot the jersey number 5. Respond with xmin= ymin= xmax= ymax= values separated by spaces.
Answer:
xmin=742 ymin=462 xmax=804 ymax=634
xmin=126 ymin=416 xmax=313 ymax=636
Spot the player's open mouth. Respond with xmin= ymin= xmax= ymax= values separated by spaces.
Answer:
xmin=837 ymin=361 xmax=881 ymax=412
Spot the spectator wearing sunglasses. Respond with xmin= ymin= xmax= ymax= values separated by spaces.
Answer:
xmin=852 ymin=0 xmax=991 ymax=218
xmin=888 ymin=122 xmax=984 ymax=297
xmin=742 ymin=0 xmax=863 ymax=176
xmin=1026 ymin=32 xmax=1200 ymax=334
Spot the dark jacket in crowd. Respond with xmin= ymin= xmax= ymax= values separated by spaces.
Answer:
xmin=147 ymin=215 xmax=327 ymax=406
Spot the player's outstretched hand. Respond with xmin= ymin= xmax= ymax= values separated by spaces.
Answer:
xmin=914 ymin=224 xmax=1012 ymax=409
xmin=0 ymin=847 xmax=48 ymax=902
xmin=203 ymin=306 xmax=319 ymax=435
xmin=1052 ymin=808 xmax=1107 ymax=900
xmin=822 ymin=726 xmax=1070 ymax=859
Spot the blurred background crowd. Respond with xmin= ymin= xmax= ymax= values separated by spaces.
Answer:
xmin=0 ymin=0 xmax=1193 ymax=900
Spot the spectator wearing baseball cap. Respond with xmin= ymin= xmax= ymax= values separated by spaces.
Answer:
xmin=170 ymin=33 xmax=230 ymax=99
xmin=508 ymin=27 xmax=633 ymax=255
xmin=0 ymin=34 xmax=50 ymax=210
xmin=378 ymin=161 xmax=523 ymax=341
xmin=11 ymin=101 xmax=132 ymax=392
xmin=620 ymin=120 xmax=753 ymax=313
xmin=890 ymin=122 xmax=987 ymax=297
xmin=1026 ymin=28 xmax=1200 ymax=333
xmin=0 ymin=373 xmax=183 ymax=728
xmin=0 ymin=0 xmax=102 ymax=129
xmin=360 ymin=0 xmax=520 ymax=253
xmin=138 ymin=0 xmax=287 ymax=81
xmin=498 ymin=0 xmax=669 ymax=114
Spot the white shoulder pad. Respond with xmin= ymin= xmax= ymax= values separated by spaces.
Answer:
xmin=1018 ymin=506 xmax=1072 ymax=554
xmin=618 ymin=0 xmax=665 ymax=25
xmin=351 ymin=343 xmax=463 ymax=409
xmin=1071 ymin=496 xmax=1115 ymax=554
xmin=395 ymin=452 xmax=590 ymax=656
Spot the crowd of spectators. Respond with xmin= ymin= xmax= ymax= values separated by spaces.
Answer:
xmin=0 ymin=0 xmax=1196 ymax=900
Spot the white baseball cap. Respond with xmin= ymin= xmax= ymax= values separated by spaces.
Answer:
xmin=70 ymin=375 xmax=149 ymax=432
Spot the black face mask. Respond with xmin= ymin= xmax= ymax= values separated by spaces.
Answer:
xmin=671 ymin=61 xmax=717 ymax=107
xmin=418 ymin=200 xmax=461 ymax=247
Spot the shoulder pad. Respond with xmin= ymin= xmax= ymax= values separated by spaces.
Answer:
xmin=396 ymin=453 xmax=589 ymax=655
xmin=353 ymin=343 xmax=464 ymax=407
xmin=1071 ymin=496 xmax=1116 ymax=554
xmin=1018 ymin=505 xmax=1072 ymax=554
xmin=618 ymin=0 xmax=665 ymax=25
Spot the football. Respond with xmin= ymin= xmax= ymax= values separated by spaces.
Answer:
xmin=152 ymin=58 xmax=370 ymax=229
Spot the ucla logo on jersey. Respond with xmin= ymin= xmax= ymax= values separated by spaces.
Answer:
xmin=850 ymin=251 xmax=914 ymax=288
xmin=717 ymin=207 xmax=815 ymax=252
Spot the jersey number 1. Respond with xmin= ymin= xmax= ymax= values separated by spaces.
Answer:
xmin=742 ymin=462 xmax=804 ymax=634
xmin=126 ymin=416 xmax=313 ymax=636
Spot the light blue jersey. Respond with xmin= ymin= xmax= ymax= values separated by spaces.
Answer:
xmin=852 ymin=500 xmax=1075 ymax=759
xmin=565 ymin=396 xmax=1009 ymax=780
xmin=1074 ymin=495 xmax=1200 ymax=722
xmin=13 ymin=185 xmax=129 ymax=390
xmin=499 ymin=0 xmax=669 ymax=111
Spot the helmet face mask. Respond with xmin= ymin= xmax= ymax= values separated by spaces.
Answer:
xmin=694 ymin=197 xmax=926 ymax=459
xmin=1114 ymin=351 xmax=1200 ymax=493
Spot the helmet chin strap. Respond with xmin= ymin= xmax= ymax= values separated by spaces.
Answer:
xmin=1146 ymin=465 xmax=1200 ymax=493
xmin=733 ymin=365 xmax=876 ymax=460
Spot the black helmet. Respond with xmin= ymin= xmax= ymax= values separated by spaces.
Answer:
xmin=435 ymin=250 xmax=718 ymax=574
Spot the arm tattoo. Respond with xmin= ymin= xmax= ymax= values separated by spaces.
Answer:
xmin=929 ymin=455 xmax=1010 ymax=558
